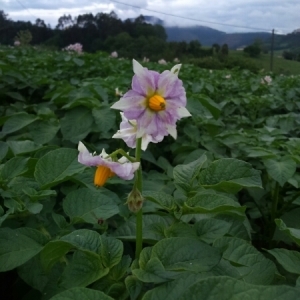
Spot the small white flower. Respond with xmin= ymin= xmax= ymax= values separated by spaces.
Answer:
xmin=110 ymin=51 xmax=118 ymax=58
xmin=158 ymin=59 xmax=167 ymax=65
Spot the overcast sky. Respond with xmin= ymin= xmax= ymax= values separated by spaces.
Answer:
xmin=2 ymin=0 xmax=300 ymax=34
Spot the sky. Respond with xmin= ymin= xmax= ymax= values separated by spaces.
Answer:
xmin=2 ymin=0 xmax=300 ymax=34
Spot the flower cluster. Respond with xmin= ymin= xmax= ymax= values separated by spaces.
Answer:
xmin=14 ymin=40 xmax=20 ymax=46
xmin=63 ymin=43 xmax=83 ymax=54
xmin=261 ymin=75 xmax=272 ymax=85
xmin=78 ymin=59 xmax=190 ymax=187
xmin=110 ymin=51 xmax=118 ymax=58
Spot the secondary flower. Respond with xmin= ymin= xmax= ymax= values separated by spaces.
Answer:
xmin=158 ymin=59 xmax=167 ymax=65
xmin=111 ymin=59 xmax=191 ymax=140
xmin=111 ymin=51 xmax=118 ymax=58
xmin=14 ymin=40 xmax=20 ymax=46
xmin=261 ymin=75 xmax=272 ymax=84
xmin=63 ymin=43 xmax=83 ymax=54
xmin=78 ymin=142 xmax=140 ymax=186
xmin=112 ymin=113 xmax=163 ymax=150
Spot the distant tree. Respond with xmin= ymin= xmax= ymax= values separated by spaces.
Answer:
xmin=56 ymin=14 xmax=74 ymax=30
xmin=220 ymin=43 xmax=229 ymax=56
xmin=212 ymin=43 xmax=221 ymax=53
xmin=244 ymin=43 xmax=261 ymax=57
xmin=35 ymin=18 xmax=46 ymax=28
xmin=188 ymin=40 xmax=202 ymax=56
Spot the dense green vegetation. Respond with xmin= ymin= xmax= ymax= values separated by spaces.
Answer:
xmin=0 ymin=46 xmax=300 ymax=299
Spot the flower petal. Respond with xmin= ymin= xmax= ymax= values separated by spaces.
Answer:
xmin=170 ymin=64 xmax=182 ymax=76
xmin=166 ymin=124 xmax=177 ymax=139
xmin=177 ymin=106 xmax=191 ymax=118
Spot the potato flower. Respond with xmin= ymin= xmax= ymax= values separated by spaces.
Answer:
xmin=111 ymin=59 xmax=191 ymax=141
xmin=78 ymin=142 xmax=140 ymax=186
xmin=113 ymin=113 xmax=163 ymax=150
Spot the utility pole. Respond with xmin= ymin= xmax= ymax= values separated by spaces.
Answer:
xmin=270 ymin=29 xmax=275 ymax=72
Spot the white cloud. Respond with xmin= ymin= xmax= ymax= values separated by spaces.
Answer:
xmin=2 ymin=0 xmax=300 ymax=33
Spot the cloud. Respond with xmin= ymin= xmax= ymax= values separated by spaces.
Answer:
xmin=2 ymin=0 xmax=300 ymax=33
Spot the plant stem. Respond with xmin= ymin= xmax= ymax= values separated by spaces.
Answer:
xmin=271 ymin=182 xmax=279 ymax=221
xmin=135 ymin=138 xmax=143 ymax=259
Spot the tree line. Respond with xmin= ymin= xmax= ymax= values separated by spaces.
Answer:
xmin=0 ymin=10 xmax=230 ymax=61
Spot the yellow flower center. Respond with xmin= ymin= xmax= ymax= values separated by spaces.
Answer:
xmin=148 ymin=94 xmax=166 ymax=112
xmin=94 ymin=166 xmax=114 ymax=187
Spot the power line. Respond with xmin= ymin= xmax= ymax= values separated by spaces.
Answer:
xmin=14 ymin=0 xmax=38 ymax=21
xmin=108 ymin=0 xmax=273 ymax=32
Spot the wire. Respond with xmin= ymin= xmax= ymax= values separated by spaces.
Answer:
xmin=108 ymin=0 xmax=273 ymax=32
xmin=14 ymin=0 xmax=39 ymax=21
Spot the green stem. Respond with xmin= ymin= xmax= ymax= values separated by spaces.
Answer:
xmin=109 ymin=149 xmax=136 ymax=162
xmin=135 ymin=138 xmax=143 ymax=259
xmin=271 ymin=182 xmax=279 ymax=221
xmin=269 ymin=182 xmax=280 ymax=243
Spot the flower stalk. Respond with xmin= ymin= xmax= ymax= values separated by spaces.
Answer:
xmin=134 ymin=137 xmax=143 ymax=259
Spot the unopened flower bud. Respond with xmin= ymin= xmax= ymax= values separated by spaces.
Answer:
xmin=126 ymin=188 xmax=144 ymax=213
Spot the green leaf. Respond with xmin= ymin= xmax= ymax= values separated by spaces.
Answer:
xmin=164 ymin=223 xmax=197 ymax=238
xmin=98 ymin=235 xmax=123 ymax=268
xmin=199 ymin=158 xmax=262 ymax=193
xmin=63 ymin=188 xmax=119 ymax=224
xmin=1 ymin=157 xmax=29 ymax=180
xmin=144 ymin=275 xmax=300 ymax=300
xmin=150 ymin=237 xmax=221 ymax=272
xmin=7 ymin=140 xmax=43 ymax=155
xmin=49 ymin=287 xmax=114 ymax=300
xmin=213 ymin=237 xmax=276 ymax=284
xmin=0 ymin=228 xmax=43 ymax=271
xmin=133 ymin=256 xmax=178 ymax=283
xmin=29 ymin=120 xmax=60 ymax=144
xmin=60 ymin=229 xmax=101 ymax=252
xmin=18 ymin=255 xmax=49 ymax=293
xmin=92 ymin=107 xmax=116 ymax=134
xmin=275 ymin=219 xmax=300 ymax=246
xmin=199 ymin=95 xmax=221 ymax=119
xmin=195 ymin=218 xmax=232 ymax=243
xmin=143 ymin=191 xmax=176 ymax=210
xmin=142 ymin=273 xmax=211 ymax=300
xmin=34 ymin=148 xmax=85 ymax=189
xmin=60 ymin=107 xmax=94 ymax=143
xmin=60 ymin=250 xmax=109 ymax=289
xmin=5 ymin=91 xmax=26 ymax=102
xmin=125 ymin=276 xmax=143 ymax=300
xmin=73 ymin=58 xmax=85 ymax=66
xmin=173 ymin=155 xmax=207 ymax=193
xmin=264 ymin=157 xmax=296 ymax=186
xmin=267 ymin=248 xmax=300 ymax=275
xmin=23 ymin=187 xmax=57 ymax=201
xmin=112 ymin=214 xmax=174 ymax=242
xmin=40 ymin=240 xmax=73 ymax=272
xmin=183 ymin=191 xmax=245 ymax=217
xmin=1 ymin=112 xmax=38 ymax=135
xmin=0 ymin=141 xmax=8 ymax=161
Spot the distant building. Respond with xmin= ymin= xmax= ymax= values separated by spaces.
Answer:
xmin=236 ymin=45 xmax=247 ymax=51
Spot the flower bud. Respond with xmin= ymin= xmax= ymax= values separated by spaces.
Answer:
xmin=126 ymin=188 xmax=144 ymax=213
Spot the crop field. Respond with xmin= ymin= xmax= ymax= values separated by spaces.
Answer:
xmin=0 ymin=46 xmax=300 ymax=299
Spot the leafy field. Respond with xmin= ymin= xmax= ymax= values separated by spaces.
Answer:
xmin=0 ymin=46 xmax=300 ymax=299
xmin=230 ymin=50 xmax=300 ymax=75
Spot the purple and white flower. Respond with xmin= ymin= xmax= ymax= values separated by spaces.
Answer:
xmin=78 ymin=142 xmax=140 ymax=185
xmin=111 ymin=59 xmax=191 ymax=141
xmin=113 ymin=113 xmax=163 ymax=150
